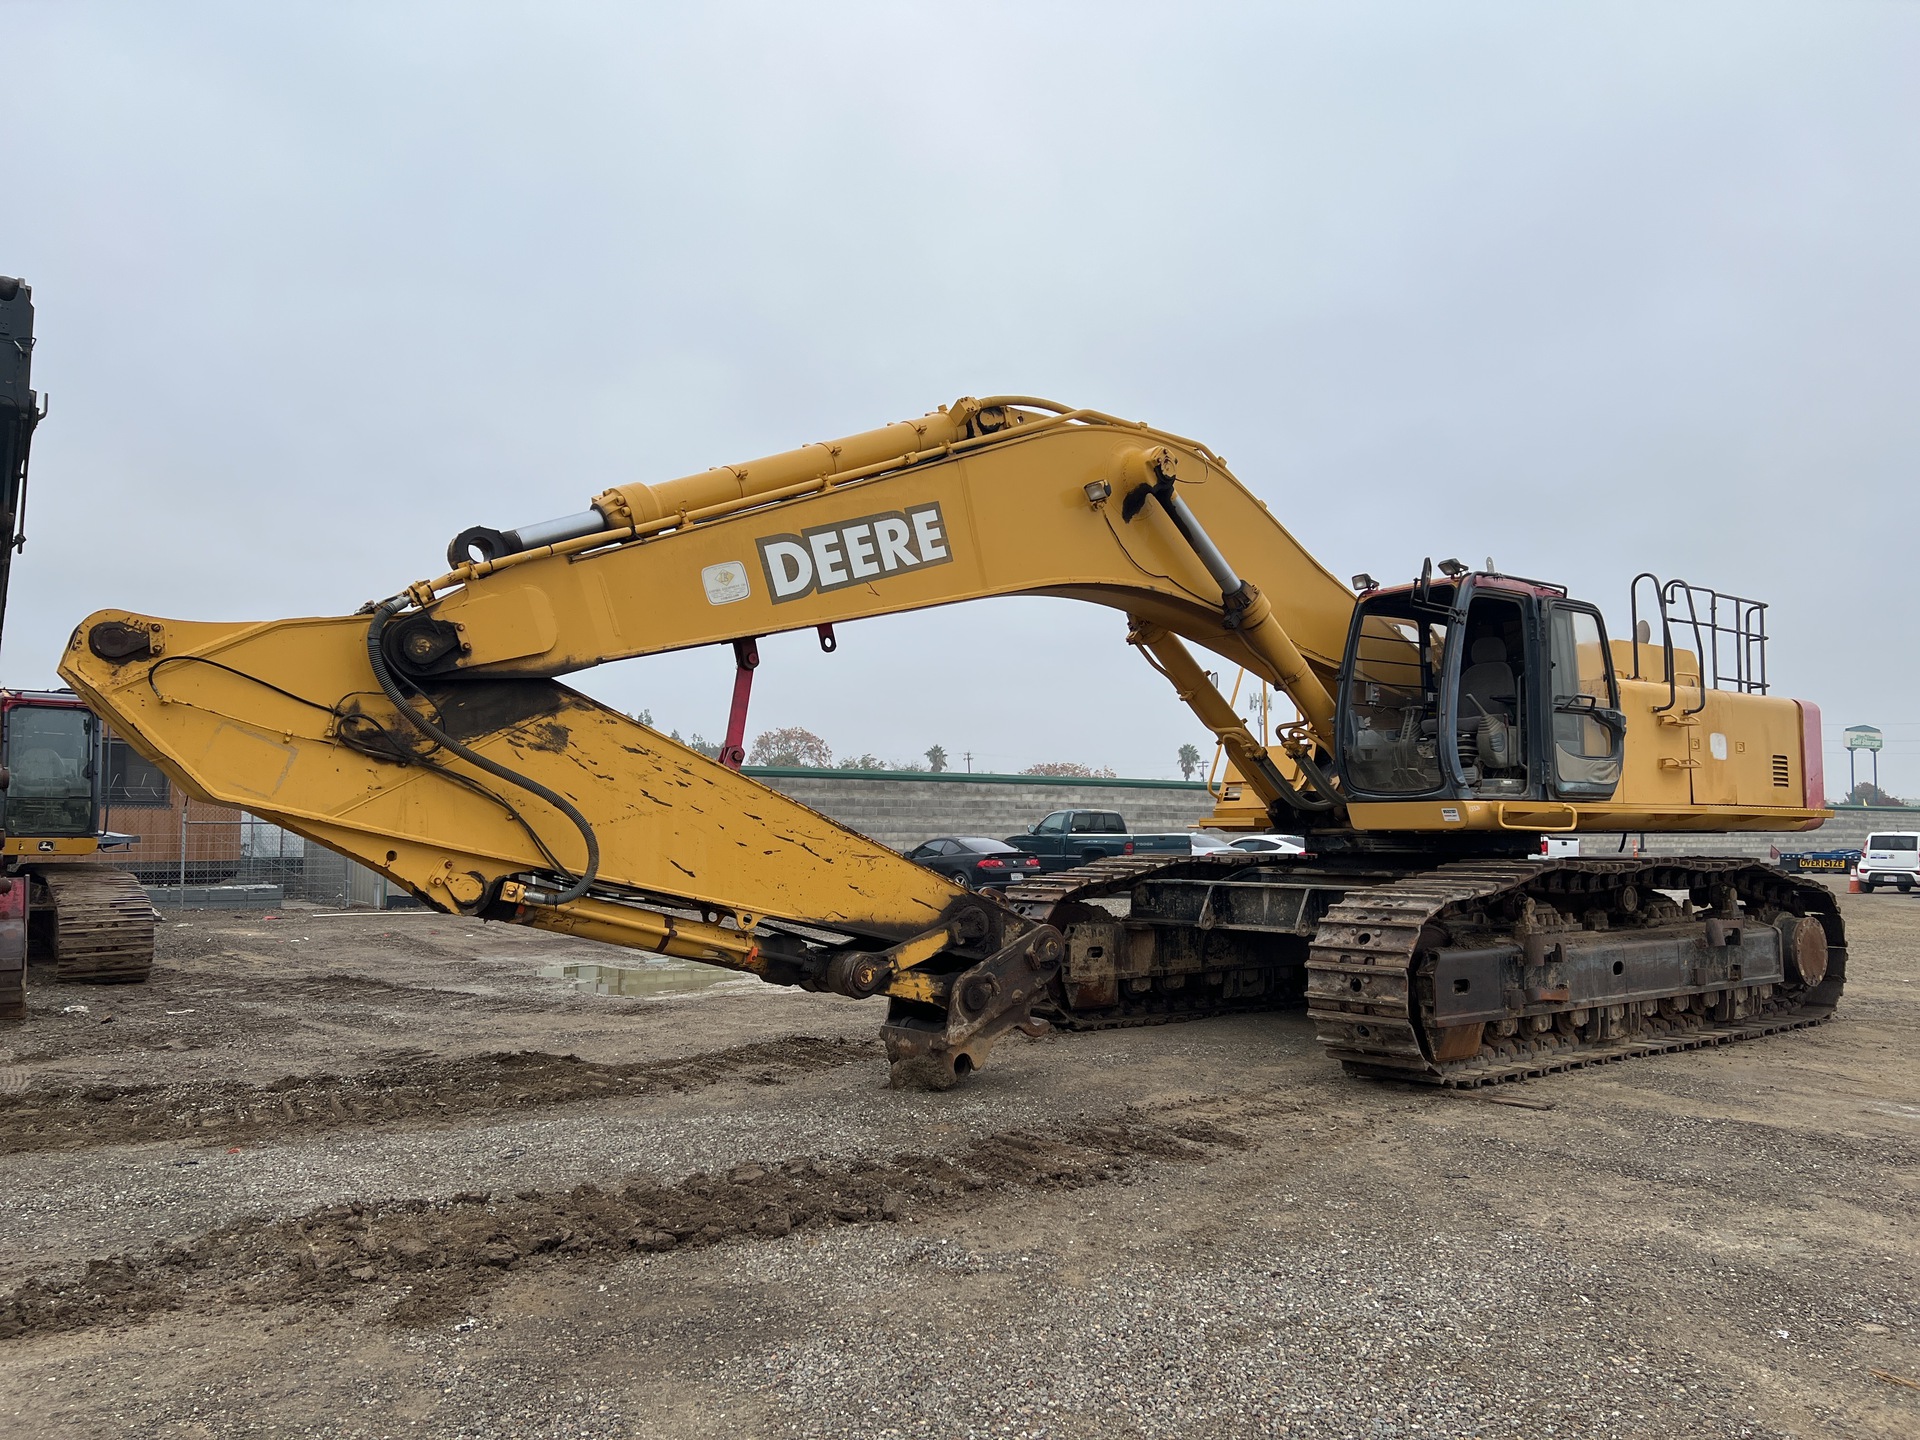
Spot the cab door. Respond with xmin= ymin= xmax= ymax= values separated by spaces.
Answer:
xmin=1544 ymin=604 xmax=1625 ymax=801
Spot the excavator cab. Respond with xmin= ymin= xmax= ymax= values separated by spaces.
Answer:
xmin=1336 ymin=567 xmax=1625 ymax=806
xmin=0 ymin=691 xmax=104 ymax=842
xmin=0 ymin=689 xmax=154 ymax=1019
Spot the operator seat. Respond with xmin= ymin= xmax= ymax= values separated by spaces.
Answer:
xmin=1459 ymin=637 xmax=1516 ymax=723
xmin=1458 ymin=636 xmax=1521 ymax=779
xmin=12 ymin=747 xmax=79 ymax=790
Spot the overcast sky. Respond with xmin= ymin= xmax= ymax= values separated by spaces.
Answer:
xmin=4 ymin=1 xmax=1917 ymax=794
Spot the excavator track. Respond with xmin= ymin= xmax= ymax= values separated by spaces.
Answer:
xmin=1306 ymin=858 xmax=1846 ymax=1086
xmin=1002 ymin=852 xmax=1238 ymax=919
xmin=1007 ymin=853 xmax=1846 ymax=1085
xmin=28 ymin=866 xmax=158 ymax=985
xmin=1006 ymin=852 xmax=1331 ymax=1030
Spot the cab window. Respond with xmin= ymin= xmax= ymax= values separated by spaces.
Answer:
xmin=1341 ymin=601 xmax=1447 ymax=796
xmin=4 ymin=705 xmax=96 ymax=837
xmin=1034 ymin=812 xmax=1068 ymax=835
xmin=1547 ymin=604 xmax=1622 ymax=798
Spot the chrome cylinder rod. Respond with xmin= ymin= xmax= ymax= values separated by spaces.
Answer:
xmin=447 ymin=509 xmax=610 ymax=567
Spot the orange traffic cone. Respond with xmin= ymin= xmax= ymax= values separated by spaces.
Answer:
xmin=1848 ymin=873 xmax=1862 ymax=894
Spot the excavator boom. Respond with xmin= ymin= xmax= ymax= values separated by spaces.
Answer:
xmin=435 ymin=397 xmax=1353 ymax=695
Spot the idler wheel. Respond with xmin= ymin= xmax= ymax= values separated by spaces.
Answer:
xmin=1776 ymin=915 xmax=1829 ymax=987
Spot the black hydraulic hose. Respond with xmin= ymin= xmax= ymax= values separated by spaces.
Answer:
xmin=365 ymin=597 xmax=600 ymax=905
xmin=1236 ymin=745 xmax=1333 ymax=816
xmin=1289 ymin=748 xmax=1342 ymax=812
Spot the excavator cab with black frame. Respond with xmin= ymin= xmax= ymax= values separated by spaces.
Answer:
xmin=1337 ymin=566 xmax=1626 ymax=813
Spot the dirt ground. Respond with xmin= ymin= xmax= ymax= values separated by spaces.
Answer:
xmin=0 ymin=883 xmax=1915 ymax=1440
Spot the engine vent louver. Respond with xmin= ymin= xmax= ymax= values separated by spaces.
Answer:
xmin=1772 ymin=754 xmax=1791 ymax=788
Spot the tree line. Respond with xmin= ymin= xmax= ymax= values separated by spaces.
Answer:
xmin=641 ymin=717 xmax=1209 ymax=780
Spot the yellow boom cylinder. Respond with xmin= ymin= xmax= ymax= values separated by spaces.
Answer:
xmin=590 ymin=402 xmax=980 ymax=529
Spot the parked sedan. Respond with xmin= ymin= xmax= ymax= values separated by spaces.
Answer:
xmin=903 ymin=836 xmax=1045 ymax=889
xmin=1217 ymin=833 xmax=1307 ymax=855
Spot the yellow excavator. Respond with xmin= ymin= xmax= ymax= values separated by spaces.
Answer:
xmin=61 ymin=397 xmax=1843 ymax=1085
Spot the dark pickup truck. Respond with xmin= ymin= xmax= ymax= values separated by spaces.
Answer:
xmin=1003 ymin=809 xmax=1197 ymax=873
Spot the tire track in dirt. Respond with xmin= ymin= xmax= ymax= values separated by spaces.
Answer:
xmin=0 ymin=1035 xmax=878 ymax=1155
xmin=0 ymin=1104 xmax=1265 ymax=1340
xmin=266 ymin=971 xmax=574 ymax=1015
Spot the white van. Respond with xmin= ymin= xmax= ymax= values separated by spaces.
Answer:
xmin=1858 ymin=833 xmax=1920 ymax=892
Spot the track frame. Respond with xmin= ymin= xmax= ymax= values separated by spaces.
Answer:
xmin=1006 ymin=854 xmax=1846 ymax=1087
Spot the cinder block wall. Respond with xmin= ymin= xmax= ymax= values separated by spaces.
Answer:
xmin=743 ymin=769 xmax=1217 ymax=851
xmin=744 ymin=771 xmax=1915 ymax=859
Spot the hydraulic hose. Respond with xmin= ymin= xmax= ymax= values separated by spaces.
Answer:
xmin=365 ymin=597 xmax=600 ymax=906
xmin=1289 ymin=747 xmax=1343 ymax=812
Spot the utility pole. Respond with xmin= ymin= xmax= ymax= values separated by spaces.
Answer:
xmin=963 ymin=751 xmax=973 ymax=774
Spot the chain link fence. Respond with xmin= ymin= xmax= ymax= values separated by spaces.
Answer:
xmin=119 ymin=806 xmax=402 ymax=910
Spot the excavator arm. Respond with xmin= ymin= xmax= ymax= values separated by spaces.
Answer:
xmin=61 ymin=398 xmax=1360 ymax=1083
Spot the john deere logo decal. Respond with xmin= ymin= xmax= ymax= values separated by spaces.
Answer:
xmin=756 ymin=502 xmax=952 ymax=604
